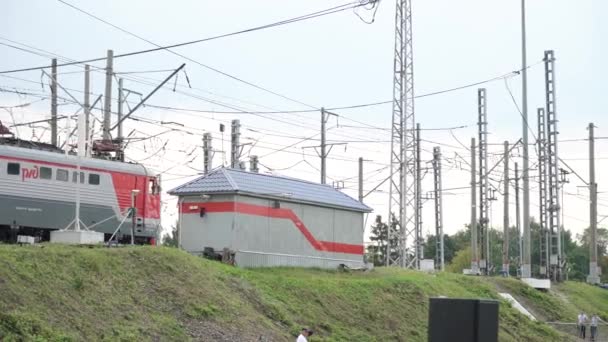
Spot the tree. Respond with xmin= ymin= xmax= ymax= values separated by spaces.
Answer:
xmin=423 ymin=234 xmax=458 ymax=264
xmin=366 ymin=215 xmax=399 ymax=266
xmin=577 ymin=227 xmax=608 ymax=256
xmin=566 ymin=227 xmax=608 ymax=281
xmin=447 ymin=247 xmax=471 ymax=273
xmin=162 ymin=222 xmax=178 ymax=247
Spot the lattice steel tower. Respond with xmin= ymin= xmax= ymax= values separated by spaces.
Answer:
xmin=544 ymin=50 xmax=563 ymax=281
xmin=477 ymin=88 xmax=490 ymax=274
xmin=387 ymin=0 xmax=417 ymax=268
xmin=537 ymin=108 xmax=549 ymax=277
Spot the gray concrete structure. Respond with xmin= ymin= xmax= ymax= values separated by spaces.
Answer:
xmin=169 ymin=168 xmax=372 ymax=268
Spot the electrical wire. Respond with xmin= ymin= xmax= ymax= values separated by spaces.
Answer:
xmin=504 ymin=77 xmax=538 ymax=142
xmin=0 ymin=1 xmax=372 ymax=74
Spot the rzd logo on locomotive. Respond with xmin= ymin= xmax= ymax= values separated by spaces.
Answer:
xmin=22 ymin=165 xmax=39 ymax=181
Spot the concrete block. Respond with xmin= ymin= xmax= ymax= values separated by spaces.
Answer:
xmin=463 ymin=268 xmax=480 ymax=276
xmin=522 ymin=278 xmax=551 ymax=290
xmin=420 ymin=259 xmax=435 ymax=272
xmin=17 ymin=235 xmax=35 ymax=244
xmin=50 ymin=230 xmax=104 ymax=245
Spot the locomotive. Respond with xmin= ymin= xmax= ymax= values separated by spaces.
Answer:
xmin=0 ymin=138 xmax=161 ymax=244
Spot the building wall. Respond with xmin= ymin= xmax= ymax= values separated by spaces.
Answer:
xmin=179 ymin=194 xmax=236 ymax=253
xmin=178 ymin=194 xmax=366 ymax=268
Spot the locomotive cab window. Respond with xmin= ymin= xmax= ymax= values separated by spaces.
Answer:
xmin=56 ymin=169 xmax=69 ymax=182
xmin=7 ymin=163 xmax=19 ymax=175
xmin=149 ymin=177 xmax=160 ymax=194
xmin=89 ymin=173 xmax=100 ymax=185
xmin=72 ymin=171 xmax=84 ymax=183
xmin=40 ymin=167 xmax=52 ymax=179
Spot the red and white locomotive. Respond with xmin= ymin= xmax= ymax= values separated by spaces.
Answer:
xmin=0 ymin=138 xmax=161 ymax=244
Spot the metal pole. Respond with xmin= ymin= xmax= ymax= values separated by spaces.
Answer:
xmin=503 ymin=141 xmax=510 ymax=276
xmin=84 ymin=65 xmax=90 ymax=156
xmin=537 ymin=108 xmax=549 ymax=277
xmin=230 ymin=119 xmax=240 ymax=168
xmin=111 ymin=64 xmax=184 ymax=131
xmin=471 ymin=138 xmax=479 ymax=273
xmin=321 ymin=108 xmax=327 ymax=184
xmin=544 ymin=50 xmax=562 ymax=281
xmin=478 ymin=88 xmax=489 ymax=275
xmin=358 ymin=157 xmax=364 ymax=202
xmin=51 ymin=59 xmax=58 ymax=146
xmin=387 ymin=0 xmax=415 ymax=269
xmin=588 ymin=123 xmax=600 ymax=284
xmin=520 ymin=0 xmax=532 ymax=279
xmin=103 ymin=49 xmax=113 ymax=141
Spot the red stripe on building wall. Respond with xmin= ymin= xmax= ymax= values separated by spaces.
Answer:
xmin=180 ymin=201 xmax=364 ymax=255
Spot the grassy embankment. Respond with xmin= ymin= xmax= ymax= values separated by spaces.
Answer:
xmin=0 ymin=245 xmax=579 ymax=341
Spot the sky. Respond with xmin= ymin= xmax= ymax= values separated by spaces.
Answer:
xmin=1 ymin=0 xmax=607 ymax=245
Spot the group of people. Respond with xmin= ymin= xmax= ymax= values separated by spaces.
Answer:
xmin=578 ymin=312 xmax=602 ymax=341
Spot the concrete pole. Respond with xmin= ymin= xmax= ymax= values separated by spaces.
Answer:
xmin=503 ymin=141 xmax=510 ymax=276
xmin=515 ymin=163 xmax=522 ymax=273
xmin=471 ymin=138 xmax=479 ymax=273
xmin=203 ymin=133 xmax=212 ymax=174
xmin=103 ymin=50 xmax=114 ymax=141
xmin=520 ymin=0 xmax=532 ymax=279
xmin=117 ymin=78 xmax=124 ymax=141
xmin=84 ymin=65 xmax=90 ymax=156
xmin=321 ymin=108 xmax=327 ymax=184
xmin=588 ymin=123 xmax=600 ymax=284
xmin=230 ymin=119 xmax=240 ymax=168
xmin=131 ymin=191 xmax=137 ymax=246
xmin=433 ymin=147 xmax=444 ymax=271
xmin=358 ymin=157 xmax=364 ymax=202
xmin=415 ymin=123 xmax=422 ymax=269
xmin=250 ymin=155 xmax=259 ymax=173
xmin=51 ymin=59 xmax=58 ymax=146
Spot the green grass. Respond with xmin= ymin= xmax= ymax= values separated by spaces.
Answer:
xmin=489 ymin=277 xmax=608 ymax=323
xmin=555 ymin=281 xmax=608 ymax=320
xmin=0 ymin=245 xmax=566 ymax=341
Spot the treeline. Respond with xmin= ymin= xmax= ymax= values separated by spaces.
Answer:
xmin=366 ymin=215 xmax=608 ymax=282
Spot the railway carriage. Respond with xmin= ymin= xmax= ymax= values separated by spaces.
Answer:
xmin=0 ymin=141 xmax=161 ymax=243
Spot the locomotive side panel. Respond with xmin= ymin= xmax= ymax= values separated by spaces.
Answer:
xmin=0 ymin=148 xmax=159 ymax=240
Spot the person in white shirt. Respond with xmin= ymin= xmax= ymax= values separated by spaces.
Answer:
xmin=578 ymin=312 xmax=588 ymax=339
xmin=296 ymin=328 xmax=313 ymax=342
xmin=590 ymin=314 xmax=602 ymax=341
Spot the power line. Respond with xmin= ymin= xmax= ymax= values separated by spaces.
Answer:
xmin=0 ymin=1 xmax=371 ymax=74
xmin=0 ymin=36 xmax=541 ymax=135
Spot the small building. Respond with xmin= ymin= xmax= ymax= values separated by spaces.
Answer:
xmin=168 ymin=168 xmax=372 ymax=268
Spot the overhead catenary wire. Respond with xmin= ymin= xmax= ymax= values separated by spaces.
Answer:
xmin=1 ymin=0 xmax=374 ymax=75
xmin=55 ymin=0 xmax=378 ymax=111
xmin=0 ymin=37 xmax=540 ymax=137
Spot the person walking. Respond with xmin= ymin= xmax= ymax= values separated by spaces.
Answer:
xmin=578 ymin=312 xmax=588 ymax=339
xmin=590 ymin=313 xmax=603 ymax=341
xmin=296 ymin=328 xmax=313 ymax=342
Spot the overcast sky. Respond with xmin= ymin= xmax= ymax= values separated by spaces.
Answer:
xmin=1 ymin=0 xmax=607 ymax=243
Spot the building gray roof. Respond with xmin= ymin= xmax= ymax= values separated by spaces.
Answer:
xmin=168 ymin=167 xmax=372 ymax=212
